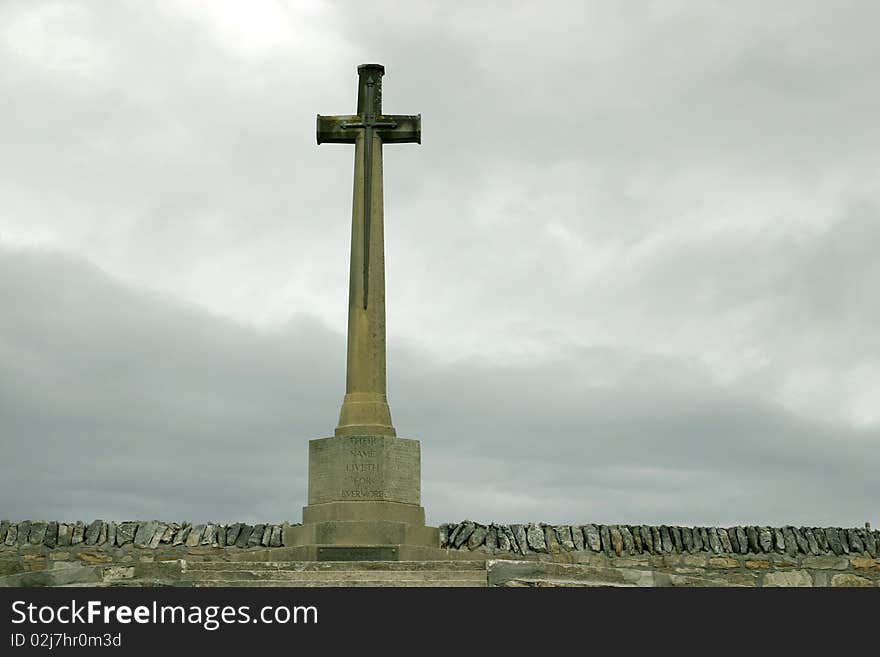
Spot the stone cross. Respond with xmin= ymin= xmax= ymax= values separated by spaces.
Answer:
xmin=317 ymin=64 xmax=420 ymax=438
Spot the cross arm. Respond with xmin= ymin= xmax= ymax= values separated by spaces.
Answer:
xmin=316 ymin=114 xmax=360 ymax=144
xmin=377 ymin=114 xmax=421 ymax=144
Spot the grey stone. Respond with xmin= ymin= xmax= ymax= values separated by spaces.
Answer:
xmin=651 ymin=526 xmax=663 ymax=554
xmin=758 ymin=527 xmax=773 ymax=553
xmin=847 ymin=529 xmax=864 ymax=554
xmin=544 ymin=525 xmax=560 ymax=552
xmin=98 ymin=521 xmax=107 ymax=545
xmin=148 ymin=523 xmax=167 ymax=549
xmin=837 ymin=528 xmax=850 ymax=554
xmin=782 ymin=527 xmax=798 ymax=556
xmin=707 ymin=528 xmax=722 ymax=554
xmin=215 ymin=525 xmax=226 ymax=547
xmin=660 ymin=526 xmax=673 ymax=553
xmin=496 ymin=526 xmax=512 ymax=552
xmin=468 ymin=525 xmax=488 ymax=550
xmin=803 ymin=528 xmax=820 ymax=556
xmin=527 ymin=523 xmax=547 ymax=553
xmin=681 ymin=526 xmax=694 ymax=553
xmin=746 ymin=526 xmax=760 ymax=553
xmin=84 ymin=520 xmax=103 ymax=546
xmin=56 ymin=523 xmax=70 ymax=547
xmin=44 ymin=521 xmax=58 ymax=548
xmin=248 ymin=524 xmax=265 ymax=548
xmin=608 ymin=526 xmax=624 ymax=556
xmin=4 ymin=523 xmax=17 ymax=546
xmin=556 ymin=526 xmax=575 ymax=551
xmin=270 ymin=525 xmax=282 ymax=547
xmin=70 ymin=521 xmax=84 ymax=546
xmin=671 ymin=526 xmax=683 ymax=553
xmin=583 ymin=524 xmax=601 ymax=552
xmin=825 ymin=528 xmax=844 ymax=555
xmin=735 ymin=527 xmax=748 ymax=555
xmin=485 ymin=526 xmax=498 ymax=551
xmin=620 ymin=526 xmax=635 ymax=555
xmin=438 ymin=524 xmax=450 ymax=548
xmin=772 ymin=527 xmax=786 ymax=553
xmin=813 ymin=527 xmax=829 ymax=553
xmin=174 ymin=525 xmax=192 ymax=546
xmin=106 ymin=522 xmax=116 ymax=547
xmin=640 ymin=526 xmax=654 ymax=553
xmin=0 ymin=520 xmax=7 ymax=543
xmin=222 ymin=524 xmax=239 ymax=547
xmin=629 ymin=526 xmax=643 ymax=553
xmin=235 ymin=525 xmax=253 ymax=548
xmin=116 ymin=522 xmax=136 ymax=546
xmin=512 ymin=525 xmax=529 ymax=555
xmin=698 ymin=527 xmax=710 ymax=552
xmin=260 ymin=525 xmax=272 ymax=547
xmin=792 ymin=527 xmax=810 ymax=555
xmin=691 ymin=527 xmax=703 ymax=552
xmin=726 ymin=528 xmax=740 ymax=553
xmin=600 ymin=525 xmax=613 ymax=557
xmin=29 ymin=521 xmax=48 ymax=545
xmin=201 ymin=524 xmax=216 ymax=546
xmin=17 ymin=521 xmax=31 ymax=545
xmin=863 ymin=529 xmax=876 ymax=557
xmin=160 ymin=524 xmax=176 ymax=543
xmin=187 ymin=524 xmax=205 ymax=547
xmin=453 ymin=521 xmax=475 ymax=548
xmin=717 ymin=527 xmax=733 ymax=553
xmin=572 ymin=526 xmax=584 ymax=551
xmin=133 ymin=521 xmax=157 ymax=548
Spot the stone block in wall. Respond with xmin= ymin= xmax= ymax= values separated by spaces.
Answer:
xmin=763 ymin=570 xmax=812 ymax=587
xmin=830 ymin=573 xmax=871 ymax=587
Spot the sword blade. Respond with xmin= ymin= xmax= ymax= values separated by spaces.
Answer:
xmin=363 ymin=125 xmax=372 ymax=309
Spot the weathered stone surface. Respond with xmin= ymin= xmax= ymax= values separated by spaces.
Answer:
xmin=0 ymin=520 xmax=8 ymax=543
xmin=746 ymin=526 xmax=759 ymax=554
xmin=173 ymin=525 xmax=191 ymax=546
xmin=681 ymin=527 xmax=695 ymax=553
xmin=468 ymin=526 xmax=488 ymax=550
xmin=556 ymin=526 xmax=575 ymax=551
xmin=56 ymin=524 xmax=70 ymax=547
xmin=639 ymin=526 xmax=653 ymax=553
xmin=830 ymin=573 xmax=871 ymax=587
xmin=825 ymin=528 xmax=844 ymax=555
xmin=527 ymin=523 xmax=547 ymax=553
xmin=772 ymin=528 xmax=785 ymax=553
xmin=600 ymin=525 xmax=613 ymax=557
xmin=84 ymin=520 xmax=103 ymax=546
xmin=512 ymin=525 xmax=529 ymax=555
xmin=847 ymin=529 xmax=864 ymax=554
xmin=44 ymin=522 xmax=58 ymax=548
xmin=234 ymin=525 xmax=253 ymax=549
xmin=132 ymin=521 xmax=156 ymax=548
xmin=717 ymin=528 xmax=733 ymax=553
xmin=222 ymin=524 xmax=239 ymax=547
xmin=453 ymin=521 xmax=475 ymax=548
xmin=116 ymin=523 xmax=136 ymax=547
xmin=572 ymin=526 xmax=584 ymax=551
xmin=764 ymin=570 xmax=812 ymax=587
xmin=106 ymin=522 xmax=116 ymax=547
xmin=29 ymin=521 xmax=48 ymax=545
xmin=850 ymin=556 xmax=880 ymax=574
xmin=607 ymin=526 xmax=623 ymax=556
xmin=98 ymin=522 xmax=107 ymax=546
xmin=735 ymin=527 xmax=749 ymax=555
xmin=837 ymin=528 xmax=850 ymax=554
xmin=438 ymin=524 xmax=450 ymax=547
xmin=803 ymin=528 xmax=820 ymax=556
xmin=863 ymin=530 xmax=877 ymax=557
xmin=802 ymin=556 xmax=848 ymax=570
xmin=200 ymin=524 xmax=215 ymax=546
xmin=3 ymin=523 xmax=17 ymax=546
xmin=659 ymin=526 xmax=673 ymax=553
xmin=186 ymin=524 xmax=205 ymax=548
xmin=160 ymin=524 xmax=176 ymax=544
xmin=259 ymin=525 xmax=272 ymax=547
xmin=707 ymin=528 xmax=722 ymax=554
xmin=629 ymin=526 xmax=643 ymax=553
xmin=650 ymin=526 xmax=662 ymax=554
xmin=709 ymin=557 xmax=740 ymax=569
xmin=670 ymin=526 xmax=683 ymax=553
xmin=758 ymin=527 xmax=773 ymax=553
xmin=691 ymin=527 xmax=703 ymax=552
xmin=148 ymin=523 xmax=166 ymax=549
xmin=544 ymin=525 xmax=560 ymax=553
xmin=813 ymin=527 xmax=829 ymax=553
xmin=17 ymin=521 xmax=31 ymax=546
xmin=496 ymin=527 xmax=511 ymax=552
xmin=745 ymin=559 xmax=770 ymax=569
xmin=698 ymin=528 xmax=710 ymax=553
xmin=583 ymin=525 xmax=601 ymax=552
xmin=620 ymin=526 xmax=635 ymax=555
xmin=247 ymin=524 xmax=265 ymax=548
xmin=70 ymin=521 xmax=84 ymax=546
xmin=782 ymin=527 xmax=798 ymax=556
xmin=791 ymin=527 xmax=809 ymax=555
xmin=269 ymin=525 xmax=282 ymax=548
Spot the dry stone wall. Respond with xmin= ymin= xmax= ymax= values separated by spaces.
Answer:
xmin=1 ymin=519 xmax=878 ymax=587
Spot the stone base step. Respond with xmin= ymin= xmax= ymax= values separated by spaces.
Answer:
xmin=184 ymin=579 xmax=486 ymax=587
xmin=181 ymin=570 xmax=487 ymax=583
xmin=182 ymin=560 xmax=487 ymax=572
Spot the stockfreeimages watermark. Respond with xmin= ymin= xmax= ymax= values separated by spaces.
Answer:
xmin=11 ymin=599 xmax=317 ymax=632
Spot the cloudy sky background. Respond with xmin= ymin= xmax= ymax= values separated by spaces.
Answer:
xmin=1 ymin=0 xmax=877 ymax=527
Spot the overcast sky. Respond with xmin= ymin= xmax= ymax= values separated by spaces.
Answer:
xmin=1 ymin=0 xmax=877 ymax=528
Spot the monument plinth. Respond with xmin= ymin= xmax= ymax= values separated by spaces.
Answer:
xmin=285 ymin=64 xmax=439 ymax=560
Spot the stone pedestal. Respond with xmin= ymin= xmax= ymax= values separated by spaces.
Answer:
xmin=286 ymin=434 xmax=440 ymax=560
